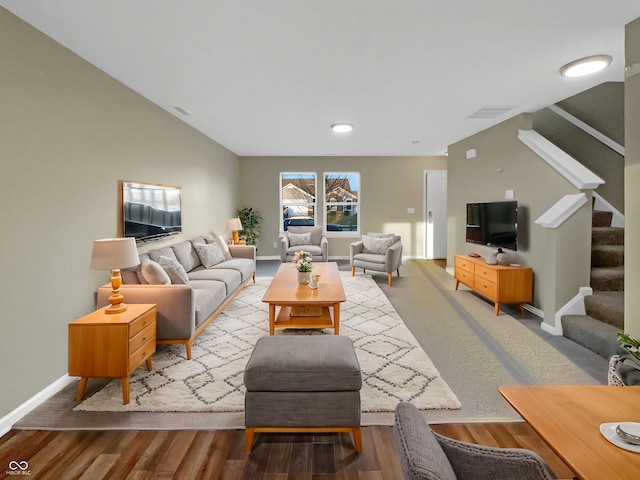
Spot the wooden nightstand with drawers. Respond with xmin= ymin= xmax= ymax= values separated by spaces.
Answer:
xmin=68 ymin=303 xmax=156 ymax=405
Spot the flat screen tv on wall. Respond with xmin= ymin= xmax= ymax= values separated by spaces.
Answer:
xmin=120 ymin=180 xmax=182 ymax=241
xmin=466 ymin=200 xmax=518 ymax=251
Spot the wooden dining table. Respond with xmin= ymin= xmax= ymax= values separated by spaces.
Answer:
xmin=499 ymin=385 xmax=640 ymax=480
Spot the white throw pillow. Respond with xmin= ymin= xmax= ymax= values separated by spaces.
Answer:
xmin=140 ymin=259 xmax=171 ymax=285
xmin=288 ymin=231 xmax=312 ymax=247
xmin=362 ymin=235 xmax=394 ymax=254
xmin=194 ymin=242 xmax=226 ymax=268
xmin=158 ymin=256 xmax=190 ymax=284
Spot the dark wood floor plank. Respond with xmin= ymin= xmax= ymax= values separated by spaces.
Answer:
xmin=173 ymin=430 xmax=217 ymax=480
xmin=198 ymin=430 xmax=234 ymax=480
xmin=265 ymin=441 xmax=293 ymax=474
xmin=312 ymin=442 xmax=335 ymax=474
xmin=371 ymin=426 xmax=404 ymax=479
xmin=354 ymin=427 xmax=379 ymax=472
xmin=152 ymin=430 xmax=198 ymax=478
xmin=288 ymin=442 xmax=312 ymax=480
xmin=106 ymin=431 xmax=157 ymax=480
xmin=79 ymin=453 xmax=121 ymax=480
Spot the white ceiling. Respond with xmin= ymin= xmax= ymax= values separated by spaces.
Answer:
xmin=2 ymin=1 xmax=639 ymax=157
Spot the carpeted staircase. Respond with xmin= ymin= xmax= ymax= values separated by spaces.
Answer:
xmin=561 ymin=210 xmax=624 ymax=359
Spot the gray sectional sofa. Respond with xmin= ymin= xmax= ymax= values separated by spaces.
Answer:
xmin=97 ymin=235 xmax=256 ymax=359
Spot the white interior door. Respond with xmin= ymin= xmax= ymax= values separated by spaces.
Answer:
xmin=425 ymin=170 xmax=447 ymax=259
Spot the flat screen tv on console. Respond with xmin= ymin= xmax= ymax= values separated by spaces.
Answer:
xmin=466 ymin=200 xmax=518 ymax=251
xmin=120 ymin=180 xmax=182 ymax=241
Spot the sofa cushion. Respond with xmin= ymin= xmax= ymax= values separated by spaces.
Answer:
xmin=286 ymin=245 xmax=323 ymax=257
xmin=189 ymin=280 xmax=227 ymax=327
xmin=210 ymin=258 xmax=255 ymax=282
xmin=147 ymin=246 xmax=178 ymax=264
xmin=288 ymin=231 xmax=312 ymax=247
xmin=121 ymin=266 xmax=140 ymax=285
xmin=193 ymin=242 xmax=226 ymax=268
xmin=171 ymin=241 xmax=201 ymax=272
xmin=362 ymin=235 xmax=394 ymax=254
xmin=188 ymin=267 xmax=241 ymax=294
xmin=158 ymin=256 xmax=190 ymax=284
xmin=140 ymin=259 xmax=171 ymax=285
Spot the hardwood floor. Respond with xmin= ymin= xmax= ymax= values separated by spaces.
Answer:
xmin=0 ymin=423 xmax=574 ymax=479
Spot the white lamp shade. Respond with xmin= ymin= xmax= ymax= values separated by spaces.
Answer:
xmin=227 ymin=217 xmax=243 ymax=231
xmin=90 ymin=237 xmax=140 ymax=270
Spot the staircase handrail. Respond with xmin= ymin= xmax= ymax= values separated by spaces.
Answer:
xmin=517 ymin=130 xmax=604 ymax=190
xmin=547 ymin=104 xmax=625 ymax=157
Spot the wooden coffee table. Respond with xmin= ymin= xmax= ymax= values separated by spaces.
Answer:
xmin=262 ymin=262 xmax=346 ymax=335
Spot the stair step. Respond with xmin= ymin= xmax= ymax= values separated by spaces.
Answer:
xmin=585 ymin=291 xmax=624 ymax=330
xmin=562 ymin=314 xmax=619 ymax=359
xmin=590 ymin=266 xmax=624 ymax=291
xmin=592 ymin=226 xmax=624 ymax=246
xmin=591 ymin=245 xmax=624 ymax=267
xmin=592 ymin=210 xmax=613 ymax=228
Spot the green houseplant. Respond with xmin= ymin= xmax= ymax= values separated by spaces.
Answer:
xmin=237 ymin=207 xmax=262 ymax=248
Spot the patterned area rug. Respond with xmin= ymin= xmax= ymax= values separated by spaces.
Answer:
xmin=74 ymin=273 xmax=461 ymax=413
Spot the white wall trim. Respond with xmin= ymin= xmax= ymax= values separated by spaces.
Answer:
xmin=534 ymin=193 xmax=589 ymax=229
xmin=517 ymin=130 xmax=605 ymax=190
xmin=544 ymin=286 xmax=593 ymax=336
xmin=0 ymin=374 xmax=75 ymax=438
xmin=547 ymin=104 xmax=625 ymax=157
xmin=593 ymin=191 xmax=625 ymax=228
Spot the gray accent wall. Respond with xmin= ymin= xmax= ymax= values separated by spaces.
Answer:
xmin=239 ymin=156 xmax=447 ymax=259
xmin=447 ymin=114 xmax=592 ymax=324
xmin=0 ymin=9 xmax=240 ymax=419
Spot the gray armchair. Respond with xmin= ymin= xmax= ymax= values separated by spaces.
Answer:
xmin=393 ymin=403 xmax=556 ymax=480
xmin=280 ymin=225 xmax=328 ymax=263
xmin=350 ymin=234 xmax=403 ymax=286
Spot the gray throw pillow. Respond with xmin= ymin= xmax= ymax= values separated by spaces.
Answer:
xmin=158 ymin=255 xmax=190 ymax=284
xmin=362 ymin=235 xmax=394 ymax=254
xmin=193 ymin=242 xmax=226 ymax=268
xmin=288 ymin=231 xmax=312 ymax=247
xmin=140 ymin=259 xmax=171 ymax=285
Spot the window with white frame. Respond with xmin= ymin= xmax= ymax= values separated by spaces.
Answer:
xmin=324 ymin=172 xmax=359 ymax=233
xmin=280 ymin=172 xmax=316 ymax=231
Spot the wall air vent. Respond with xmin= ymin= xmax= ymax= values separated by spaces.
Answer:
xmin=173 ymin=106 xmax=191 ymax=116
xmin=467 ymin=105 xmax=516 ymax=119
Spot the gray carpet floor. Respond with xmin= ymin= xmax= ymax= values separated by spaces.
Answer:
xmin=15 ymin=259 xmax=606 ymax=430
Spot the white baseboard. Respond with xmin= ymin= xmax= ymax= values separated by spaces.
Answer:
xmin=0 ymin=375 xmax=75 ymax=438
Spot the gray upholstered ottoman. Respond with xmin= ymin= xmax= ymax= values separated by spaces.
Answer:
xmin=244 ymin=335 xmax=362 ymax=453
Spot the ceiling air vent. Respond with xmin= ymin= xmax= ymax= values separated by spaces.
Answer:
xmin=467 ymin=105 xmax=516 ymax=119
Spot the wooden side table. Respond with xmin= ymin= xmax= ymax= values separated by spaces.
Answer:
xmin=68 ymin=303 xmax=156 ymax=405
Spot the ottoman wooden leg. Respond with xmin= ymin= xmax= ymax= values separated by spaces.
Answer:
xmin=245 ymin=428 xmax=256 ymax=453
xmin=353 ymin=427 xmax=362 ymax=453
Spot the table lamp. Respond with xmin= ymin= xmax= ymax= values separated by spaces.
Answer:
xmin=227 ymin=217 xmax=243 ymax=245
xmin=90 ymin=237 xmax=140 ymax=314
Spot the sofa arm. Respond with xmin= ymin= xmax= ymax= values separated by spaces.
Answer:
xmin=229 ymin=244 xmax=256 ymax=260
xmin=385 ymin=241 xmax=403 ymax=271
xmin=320 ymin=236 xmax=329 ymax=261
xmin=280 ymin=235 xmax=290 ymax=262
xmin=97 ymin=284 xmax=196 ymax=341
xmin=349 ymin=241 xmax=364 ymax=265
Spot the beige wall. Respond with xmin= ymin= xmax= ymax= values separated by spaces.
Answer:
xmin=239 ymin=156 xmax=447 ymax=259
xmin=625 ymin=18 xmax=640 ymax=338
xmin=447 ymin=114 xmax=592 ymax=322
xmin=0 ymin=9 xmax=240 ymax=419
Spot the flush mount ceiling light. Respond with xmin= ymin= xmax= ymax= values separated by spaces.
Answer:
xmin=331 ymin=123 xmax=353 ymax=133
xmin=560 ymin=55 xmax=611 ymax=78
